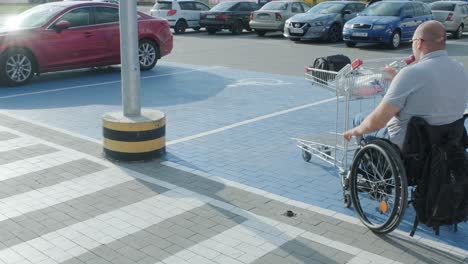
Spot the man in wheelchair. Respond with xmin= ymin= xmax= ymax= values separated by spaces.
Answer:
xmin=342 ymin=21 xmax=468 ymax=235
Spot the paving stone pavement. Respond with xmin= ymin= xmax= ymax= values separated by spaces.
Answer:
xmin=0 ymin=110 xmax=467 ymax=264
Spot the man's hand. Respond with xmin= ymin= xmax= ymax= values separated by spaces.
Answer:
xmin=384 ymin=67 xmax=397 ymax=81
xmin=344 ymin=127 xmax=363 ymax=142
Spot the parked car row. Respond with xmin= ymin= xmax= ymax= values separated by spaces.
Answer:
xmin=0 ymin=1 xmax=173 ymax=86
xmin=151 ymin=0 xmax=467 ymax=48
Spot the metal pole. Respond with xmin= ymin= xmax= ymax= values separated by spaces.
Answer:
xmin=119 ymin=0 xmax=141 ymax=117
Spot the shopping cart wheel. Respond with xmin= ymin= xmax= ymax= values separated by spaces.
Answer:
xmin=302 ymin=146 xmax=312 ymax=162
xmin=343 ymin=193 xmax=351 ymax=208
xmin=319 ymin=146 xmax=332 ymax=156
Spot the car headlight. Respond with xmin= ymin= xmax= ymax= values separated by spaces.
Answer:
xmin=285 ymin=20 xmax=291 ymax=26
xmin=344 ymin=23 xmax=352 ymax=29
xmin=311 ymin=21 xmax=324 ymax=27
xmin=373 ymin=24 xmax=387 ymax=30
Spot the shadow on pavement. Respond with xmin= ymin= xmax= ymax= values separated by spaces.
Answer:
xmin=0 ymin=64 xmax=233 ymax=109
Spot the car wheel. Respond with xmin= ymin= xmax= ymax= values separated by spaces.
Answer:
xmin=255 ymin=30 xmax=266 ymax=36
xmin=388 ymin=30 xmax=401 ymax=49
xmin=193 ymin=27 xmax=201 ymax=31
xmin=345 ymin=41 xmax=356 ymax=47
xmin=0 ymin=48 xmax=35 ymax=87
xmin=138 ymin=39 xmax=159 ymax=71
xmin=207 ymin=27 xmax=217 ymax=34
xmin=452 ymin=25 xmax=463 ymax=39
xmin=231 ymin=20 xmax=243 ymax=35
xmin=327 ymin=23 xmax=341 ymax=43
xmin=174 ymin=20 xmax=187 ymax=34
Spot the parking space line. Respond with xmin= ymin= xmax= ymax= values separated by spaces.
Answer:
xmin=0 ymin=66 xmax=222 ymax=100
xmin=167 ymin=97 xmax=336 ymax=145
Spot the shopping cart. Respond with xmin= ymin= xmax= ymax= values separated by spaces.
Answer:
xmin=293 ymin=57 xmax=409 ymax=207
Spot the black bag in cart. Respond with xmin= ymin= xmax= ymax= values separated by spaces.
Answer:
xmin=311 ymin=54 xmax=351 ymax=84
xmin=312 ymin=54 xmax=351 ymax=72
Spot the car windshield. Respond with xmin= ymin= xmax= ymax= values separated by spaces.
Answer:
xmin=431 ymin=2 xmax=456 ymax=11
xmin=4 ymin=4 xmax=66 ymax=28
xmin=361 ymin=2 xmax=402 ymax=16
xmin=211 ymin=2 xmax=238 ymax=11
xmin=307 ymin=2 xmax=345 ymax=14
xmin=419 ymin=0 xmax=438 ymax=3
xmin=260 ymin=2 xmax=288 ymax=10
xmin=154 ymin=2 xmax=172 ymax=10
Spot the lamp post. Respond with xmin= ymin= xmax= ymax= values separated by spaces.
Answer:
xmin=120 ymin=0 xmax=141 ymax=117
xmin=102 ymin=0 xmax=166 ymax=162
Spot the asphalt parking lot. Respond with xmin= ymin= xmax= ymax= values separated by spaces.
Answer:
xmin=0 ymin=5 xmax=467 ymax=263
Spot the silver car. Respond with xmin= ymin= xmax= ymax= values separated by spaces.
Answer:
xmin=284 ymin=1 xmax=365 ymax=42
xmin=431 ymin=1 xmax=468 ymax=39
xmin=249 ymin=0 xmax=310 ymax=36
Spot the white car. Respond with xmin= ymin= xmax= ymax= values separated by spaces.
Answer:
xmin=250 ymin=0 xmax=310 ymax=36
xmin=431 ymin=1 xmax=468 ymax=39
xmin=150 ymin=0 xmax=211 ymax=34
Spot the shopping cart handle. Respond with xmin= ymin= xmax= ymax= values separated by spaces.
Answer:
xmin=351 ymin=59 xmax=363 ymax=70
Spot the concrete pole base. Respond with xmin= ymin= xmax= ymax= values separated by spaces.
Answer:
xmin=102 ymin=110 xmax=165 ymax=162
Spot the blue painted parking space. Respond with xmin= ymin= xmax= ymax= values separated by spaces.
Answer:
xmin=1 ymin=61 xmax=466 ymax=250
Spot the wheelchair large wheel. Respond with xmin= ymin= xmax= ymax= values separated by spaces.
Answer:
xmin=349 ymin=140 xmax=408 ymax=233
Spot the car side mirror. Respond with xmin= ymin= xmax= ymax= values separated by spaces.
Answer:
xmin=54 ymin=20 xmax=70 ymax=33
xmin=342 ymin=9 xmax=352 ymax=15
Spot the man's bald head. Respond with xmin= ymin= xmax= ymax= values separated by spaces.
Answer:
xmin=414 ymin=20 xmax=446 ymax=50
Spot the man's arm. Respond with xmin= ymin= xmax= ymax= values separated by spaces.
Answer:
xmin=344 ymin=101 xmax=400 ymax=141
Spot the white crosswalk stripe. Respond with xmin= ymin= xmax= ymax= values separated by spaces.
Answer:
xmin=157 ymin=219 xmax=294 ymax=264
xmin=0 ymin=136 xmax=37 ymax=152
xmin=0 ymin=151 xmax=85 ymax=182
xmin=0 ymin=168 xmax=132 ymax=222
xmin=0 ymin=190 xmax=205 ymax=264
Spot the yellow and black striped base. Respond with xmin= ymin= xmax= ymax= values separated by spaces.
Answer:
xmin=102 ymin=110 xmax=165 ymax=162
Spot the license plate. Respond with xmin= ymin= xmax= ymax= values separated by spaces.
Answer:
xmin=290 ymin=28 xmax=303 ymax=34
xmin=207 ymin=15 xmax=215 ymax=19
xmin=352 ymin=32 xmax=368 ymax=37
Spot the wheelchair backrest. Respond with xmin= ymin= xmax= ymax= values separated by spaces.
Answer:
xmin=403 ymin=116 xmax=466 ymax=152
xmin=402 ymin=116 xmax=468 ymax=234
xmin=402 ymin=116 xmax=467 ymax=184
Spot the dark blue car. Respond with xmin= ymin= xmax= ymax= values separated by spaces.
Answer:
xmin=342 ymin=1 xmax=433 ymax=48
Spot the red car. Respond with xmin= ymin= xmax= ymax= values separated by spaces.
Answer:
xmin=0 ymin=1 xmax=173 ymax=86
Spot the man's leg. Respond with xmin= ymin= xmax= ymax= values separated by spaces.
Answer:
xmin=352 ymin=113 xmax=389 ymax=143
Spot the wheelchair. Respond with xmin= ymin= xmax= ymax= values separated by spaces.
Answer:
xmin=348 ymin=115 xmax=468 ymax=234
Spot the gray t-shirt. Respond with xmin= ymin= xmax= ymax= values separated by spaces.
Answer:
xmin=383 ymin=50 xmax=468 ymax=146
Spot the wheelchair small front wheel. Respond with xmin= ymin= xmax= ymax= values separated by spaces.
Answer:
xmin=343 ymin=193 xmax=351 ymax=208
xmin=349 ymin=140 xmax=408 ymax=233
xmin=302 ymin=146 xmax=312 ymax=162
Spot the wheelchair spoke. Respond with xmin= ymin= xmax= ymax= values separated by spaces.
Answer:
xmin=367 ymin=151 xmax=385 ymax=181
